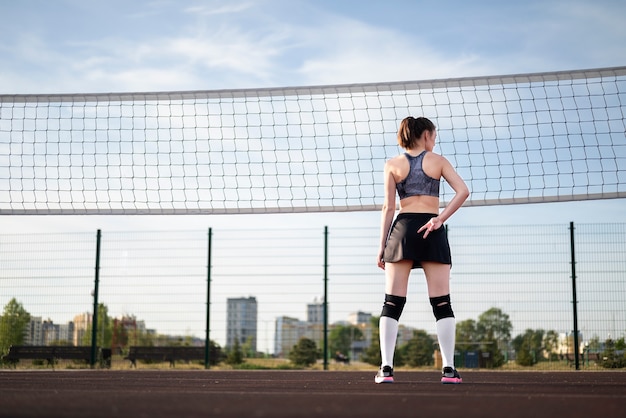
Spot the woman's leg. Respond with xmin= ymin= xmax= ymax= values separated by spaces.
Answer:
xmin=384 ymin=259 xmax=412 ymax=296
xmin=379 ymin=260 xmax=412 ymax=368
xmin=421 ymin=261 xmax=451 ymax=297
xmin=422 ymin=262 xmax=456 ymax=369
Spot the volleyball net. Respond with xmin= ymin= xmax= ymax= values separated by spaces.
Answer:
xmin=1 ymin=66 xmax=625 ymax=215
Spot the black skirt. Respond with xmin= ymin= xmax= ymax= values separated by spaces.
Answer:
xmin=383 ymin=213 xmax=452 ymax=269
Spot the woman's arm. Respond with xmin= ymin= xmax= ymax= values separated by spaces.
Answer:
xmin=436 ymin=158 xmax=469 ymax=224
xmin=378 ymin=161 xmax=397 ymax=269
xmin=419 ymin=157 xmax=469 ymax=238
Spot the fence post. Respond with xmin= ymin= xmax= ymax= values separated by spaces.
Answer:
xmin=323 ymin=226 xmax=329 ymax=370
xmin=90 ymin=229 xmax=102 ymax=368
xmin=205 ymin=228 xmax=212 ymax=369
xmin=569 ymin=222 xmax=580 ymax=370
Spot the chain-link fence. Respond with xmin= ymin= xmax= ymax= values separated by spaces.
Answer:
xmin=1 ymin=222 xmax=624 ymax=370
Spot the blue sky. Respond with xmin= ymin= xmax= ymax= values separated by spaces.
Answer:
xmin=1 ymin=0 xmax=624 ymax=233
xmin=0 ymin=0 xmax=624 ymax=226
xmin=2 ymin=0 xmax=625 ymax=94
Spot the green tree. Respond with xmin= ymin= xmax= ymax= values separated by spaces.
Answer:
xmin=601 ymin=337 xmax=625 ymax=369
xmin=226 ymin=338 xmax=244 ymax=365
xmin=81 ymin=304 xmax=113 ymax=348
xmin=477 ymin=307 xmax=512 ymax=366
xmin=288 ymin=338 xmax=320 ymax=367
xmin=362 ymin=316 xmax=381 ymax=366
xmin=512 ymin=329 xmax=545 ymax=366
xmin=402 ymin=329 xmax=435 ymax=367
xmin=587 ymin=335 xmax=601 ymax=353
xmin=49 ymin=339 xmax=73 ymax=346
xmin=0 ymin=298 xmax=31 ymax=355
xmin=455 ymin=319 xmax=478 ymax=352
xmin=329 ymin=324 xmax=363 ymax=359
xmin=208 ymin=340 xmax=225 ymax=366
xmin=477 ymin=308 xmax=512 ymax=344
xmin=543 ymin=330 xmax=560 ymax=361
xmin=136 ymin=329 xmax=155 ymax=346
xmin=240 ymin=335 xmax=256 ymax=358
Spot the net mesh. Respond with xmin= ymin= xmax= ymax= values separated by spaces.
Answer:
xmin=1 ymin=66 xmax=625 ymax=215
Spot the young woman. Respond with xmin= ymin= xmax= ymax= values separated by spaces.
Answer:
xmin=375 ymin=116 xmax=469 ymax=384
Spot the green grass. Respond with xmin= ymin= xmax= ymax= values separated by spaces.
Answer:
xmin=1 ymin=355 xmax=615 ymax=372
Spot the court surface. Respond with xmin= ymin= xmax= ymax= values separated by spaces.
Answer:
xmin=1 ymin=370 xmax=625 ymax=418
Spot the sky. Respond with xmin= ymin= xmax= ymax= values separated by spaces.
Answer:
xmin=1 ymin=1 xmax=625 ymax=351
xmin=0 ymin=0 xmax=624 ymax=94
xmin=1 ymin=0 xmax=625 ymax=233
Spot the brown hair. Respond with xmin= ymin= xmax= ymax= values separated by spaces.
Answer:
xmin=397 ymin=116 xmax=436 ymax=149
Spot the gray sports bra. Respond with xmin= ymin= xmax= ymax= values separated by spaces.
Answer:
xmin=396 ymin=151 xmax=440 ymax=199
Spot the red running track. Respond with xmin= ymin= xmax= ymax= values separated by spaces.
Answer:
xmin=1 ymin=370 xmax=625 ymax=418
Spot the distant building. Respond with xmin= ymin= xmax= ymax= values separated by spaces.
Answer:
xmin=226 ymin=297 xmax=258 ymax=353
xmin=23 ymin=317 xmax=75 ymax=346
xmin=73 ymin=312 xmax=92 ymax=346
xmin=42 ymin=319 xmax=59 ymax=345
xmin=112 ymin=315 xmax=145 ymax=349
xmin=307 ymin=298 xmax=324 ymax=324
xmin=274 ymin=315 xmax=323 ymax=357
xmin=273 ymin=298 xmax=326 ymax=357
xmin=347 ymin=311 xmax=374 ymax=360
xmin=58 ymin=322 xmax=74 ymax=344
xmin=347 ymin=311 xmax=371 ymax=326
xmin=24 ymin=316 xmax=43 ymax=345
xmin=557 ymin=331 xmax=585 ymax=355
xmin=274 ymin=316 xmax=302 ymax=356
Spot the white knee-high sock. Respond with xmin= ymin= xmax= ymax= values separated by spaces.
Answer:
xmin=379 ymin=316 xmax=399 ymax=367
xmin=436 ymin=317 xmax=456 ymax=368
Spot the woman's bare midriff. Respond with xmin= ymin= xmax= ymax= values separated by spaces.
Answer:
xmin=398 ymin=195 xmax=439 ymax=214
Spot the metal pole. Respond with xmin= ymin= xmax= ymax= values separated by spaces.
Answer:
xmin=569 ymin=222 xmax=580 ymax=370
xmin=205 ymin=228 xmax=212 ymax=369
xmin=323 ymin=226 xmax=329 ymax=370
xmin=90 ymin=229 xmax=101 ymax=368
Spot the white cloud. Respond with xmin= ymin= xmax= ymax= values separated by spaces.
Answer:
xmin=1 ymin=0 xmax=624 ymax=94
xmin=183 ymin=2 xmax=254 ymax=16
xmin=284 ymin=14 xmax=490 ymax=85
xmin=81 ymin=67 xmax=199 ymax=93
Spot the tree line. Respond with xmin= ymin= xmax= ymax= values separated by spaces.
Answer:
xmin=288 ymin=307 xmax=626 ymax=369
xmin=2 ymin=298 xmax=625 ymax=368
